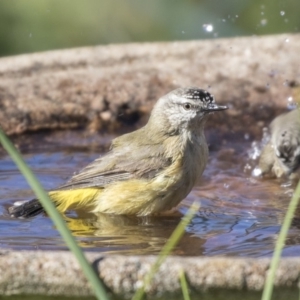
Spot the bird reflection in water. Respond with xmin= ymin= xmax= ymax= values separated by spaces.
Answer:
xmin=64 ymin=211 xmax=205 ymax=255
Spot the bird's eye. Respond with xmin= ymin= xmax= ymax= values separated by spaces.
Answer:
xmin=183 ymin=103 xmax=192 ymax=110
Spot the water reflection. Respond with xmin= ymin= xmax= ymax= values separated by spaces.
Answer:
xmin=0 ymin=139 xmax=300 ymax=257
xmin=65 ymin=213 xmax=205 ymax=255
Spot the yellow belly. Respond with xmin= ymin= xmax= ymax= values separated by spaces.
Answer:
xmin=94 ymin=178 xmax=182 ymax=215
xmin=49 ymin=176 xmax=183 ymax=216
xmin=49 ymin=139 xmax=206 ymax=216
xmin=49 ymin=162 xmax=190 ymax=216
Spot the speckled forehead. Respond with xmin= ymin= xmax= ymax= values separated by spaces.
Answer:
xmin=174 ymin=88 xmax=215 ymax=103
xmin=183 ymin=89 xmax=215 ymax=103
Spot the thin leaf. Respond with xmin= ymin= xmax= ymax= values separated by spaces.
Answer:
xmin=261 ymin=179 xmax=300 ymax=300
xmin=179 ymin=269 xmax=191 ymax=300
xmin=0 ymin=128 xmax=109 ymax=300
xmin=132 ymin=202 xmax=199 ymax=300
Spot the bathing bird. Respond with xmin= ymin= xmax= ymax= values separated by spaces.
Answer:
xmin=258 ymin=109 xmax=300 ymax=178
xmin=9 ymin=87 xmax=227 ymax=218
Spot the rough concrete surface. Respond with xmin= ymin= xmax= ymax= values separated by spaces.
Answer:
xmin=0 ymin=250 xmax=299 ymax=298
xmin=0 ymin=34 xmax=300 ymax=138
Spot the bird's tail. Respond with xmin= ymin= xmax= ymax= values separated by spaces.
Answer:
xmin=8 ymin=199 xmax=44 ymax=218
xmin=9 ymin=188 xmax=101 ymax=218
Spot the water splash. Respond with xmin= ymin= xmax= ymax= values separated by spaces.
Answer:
xmin=287 ymin=96 xmax=297 ymax=110
xmin=252 ymin=167 xmax=262 ymax=177
xmin=246 ymin=127 xmax=271 ymax=176
xmin=244 ymin=163 xmax=252 ymax=172
xmin=248 ymin=142 xmax=261 ymax=160
xmin=247 ymin=128 xmax=269 ymax=160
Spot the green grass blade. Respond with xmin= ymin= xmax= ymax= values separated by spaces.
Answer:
xmin=0 ymin=128 xmax=109 ymax=300
xmin=132 ymin=202 xmax=199 ymax=300
xmin=261 ymin=179 xmax=300 ymax=300
xmin=179 ymin=270 xmax=191 ymax=300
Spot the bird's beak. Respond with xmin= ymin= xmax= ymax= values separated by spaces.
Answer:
xmin=202 ymin=103 xmax=228 ymax=112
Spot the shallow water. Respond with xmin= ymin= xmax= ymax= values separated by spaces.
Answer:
xmin=1 ymin=132 xmax=300 ymax=257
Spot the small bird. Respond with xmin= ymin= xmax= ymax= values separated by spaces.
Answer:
xmin=258 ymin=109 xmax=300 ymax=178
xmin=9 ymin=87 xmax=227 ymax=218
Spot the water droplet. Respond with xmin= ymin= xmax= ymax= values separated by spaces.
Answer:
xmin=244 ymin=163 xmax=252 ymax=172
xmin=252 ymin=167 xmax=262 ymax=177
xmin=286 ymin=96 xmax=297 ymax=110
xmin=262 ymin=127 xmax=270 ymax=145
xmin=248 ymin=141 xmax=261 ymax=160
xmin=202 ymin=24 xmax=214 ymax=33
xmin=280 ymin=11 xmax=285 ymax=16
xmin=261 ymin=19 xmax=267 ymax=26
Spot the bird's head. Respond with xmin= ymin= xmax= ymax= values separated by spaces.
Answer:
xmin=150 ymin=87 xmax=227 ymax=134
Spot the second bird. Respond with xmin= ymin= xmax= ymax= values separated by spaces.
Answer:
xmin=9 ymin=87 xmax=227 ymax=218
xmin=258 ymin=109 xmax=300 ymax=178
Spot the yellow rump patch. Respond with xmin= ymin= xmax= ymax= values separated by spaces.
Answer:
xmin=49 ymin=188 xmax=101 ymax=213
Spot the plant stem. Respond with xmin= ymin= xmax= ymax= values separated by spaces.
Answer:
xmin=0 ymin=128 xmax=109 ymax=300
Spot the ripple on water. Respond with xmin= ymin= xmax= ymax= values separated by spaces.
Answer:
xmin=0 ymin=141 xmax=299 ymax=256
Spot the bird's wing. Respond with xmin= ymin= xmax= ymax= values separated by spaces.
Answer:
xmin=57 ymin=142 xmax=171 ymax=190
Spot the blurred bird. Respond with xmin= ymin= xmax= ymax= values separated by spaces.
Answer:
xmin=258 ymin=109 xmax=300 ymax=178
xmin=9 ymin=87 xmax=227 ymax=218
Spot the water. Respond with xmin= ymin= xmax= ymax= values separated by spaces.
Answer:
xmin=1 ymin=132 xmax=300 ymax=257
